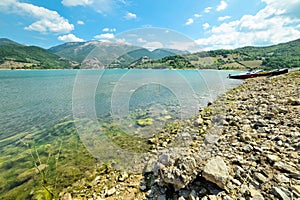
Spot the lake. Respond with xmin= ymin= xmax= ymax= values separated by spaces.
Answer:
xmin=0 ymin=69 xmax=242 ymax=198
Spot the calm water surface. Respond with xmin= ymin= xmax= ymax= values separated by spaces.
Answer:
xmin=0 ymin=69 xmax=242 ymax=198
xmin=0 ymin=69 xmax=242 ymax=142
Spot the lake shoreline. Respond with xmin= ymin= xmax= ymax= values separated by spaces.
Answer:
xmin=60 ymin=70 xmax=300 ymax=199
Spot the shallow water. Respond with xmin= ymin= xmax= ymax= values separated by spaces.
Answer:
xmin=0 ymin=69 xmax=242 ymax=198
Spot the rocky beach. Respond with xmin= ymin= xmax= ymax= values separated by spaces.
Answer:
xmin=61 ymin=70 xmax=299 ymax=200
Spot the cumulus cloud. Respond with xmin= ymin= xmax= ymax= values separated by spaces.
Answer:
xmin=94 ymin=33 xmax=115 ymax=40
xmin=124 ymin=12 xmax=137 ymax=19
xmin=202 ymin=23 xmax=210 ymax=30
xmin=194 ymin=14 xmax=201 ymax=18
xmin=62 ymin=0 xmax=123 ymax=15
xmin=196 ymin=1 xmax=300 ymax=50
xmin=216 ymin=1 xmax=228 ymax=11
xmin=61 ymin=0 xmax=93 ymax=6
xmin=77 ymin=20 xmax=84 ymax=25
xmin=102 ymin=27 xmax=116 ymax=32
xmin=137 ymin=38 xmax=147 ymax=43
xmin=185 ymin=18 xmax=194 ymax=26
xmin=58 ymin=34 xmax=84 ymax=42
xmin=218 ymin=16 xmax=231 ymax=21
xmin=204 ymin=7 xmax=212 ymax=13
xmin=0 ymin=0 xmax=74 ymax=34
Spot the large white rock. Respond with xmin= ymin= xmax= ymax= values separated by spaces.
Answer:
xmin=202 ymin=156 xmax=229 ymax=189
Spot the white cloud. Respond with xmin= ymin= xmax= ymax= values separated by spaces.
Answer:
xmin=102 ymin=27 xmax=116 ymax=32
xmin=218 ymin=16 xmax=231 ymax=21
xmin=58 ymin=34 xmax=84 ymax=42
xmin=77 ymin=20 xmax=84 ymax=25
xmin=216 ymin=1 xmax=228 ymax=11
xmin=137 ymin=38 xmax=147 ymax=43
xmin=196 ymin=1 xmax=300 ymax=50
xmin=202 ymin=23 xmax=210 ymax=30
xmin=185 ymin=18 xmax=194 ymax=26
xmin=94 ymin=33 xmax=115 ymax=40
xmin=204 ymin=7 xmax=212 ymax=13
xmin=143 ymin=41 xmax=163 ymax=50
xmin=124 ymin=12 xmax=137 ymax=20
xmin=62 ymin=0 xmax=122 ymax=15
xmin=0 ymin=0 xmax=74 ymax=34
xmin=194 ymin=14 xmax=201 ymax=18
xmin=61 ymin=0 xmax=93 ymax=6
xmin=168 ymin=41 xmax=200 ymax=53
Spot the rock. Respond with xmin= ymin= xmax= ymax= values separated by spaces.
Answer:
xmin=159 ymin=154 xmax=174 ymax=166
xmin=253 ymin=172 xmax=268 ymax=183
xmin=202 ymin=156 xmax=229 ymax=189
xmin=189 ymin=190 xmax=197 ymax=200
xmin=272 ymin=187 xmax=290 ymax=200
xmin=137 ymin=118 xmax=153 ymax=126
xmin=160 ymin=156 xmax=197 ymax=191
xmin=242 ymin=144 xmax=253 ymax=153
xmin=266 ymin=154 xmax=280 ymax=164
xmin=106 ymin=187 xmax=116 ymax=197
xmin=274 ymin=161 xmax=297 ymax=173
xmin=118 ymin=171 xmax=128 ymax=182
xmin=140 ymin=185 xmax=147 ymax=191
xmin=194 ymin=117 xmax=204 ymax=126
xmin=291 ymin=185 xmax=300 ymax=194
xmin=143 ymin=159 xmax=156 ymax=174
xmin=291 ymin=185 xmax=300 ymax=198
xmin=157 ymin=194 xmax=167 ymax=200
xmin=249 ymin=189 xmax=264 ymax=200
xmin=62 ymin=193 xmax=72 ymax=200
xmin=178 ymin=197 xmax=185 ymax=200
xmin=286 ymin=97 xmax=300 ymax=105
xmin=204 ymin=134 xmax=220 ymax=145
xmin=274 ymin=174 xmax=290 ymax=183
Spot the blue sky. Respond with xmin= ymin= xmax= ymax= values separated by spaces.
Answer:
xmin=0 ymin=0 xmax=300 ymax=50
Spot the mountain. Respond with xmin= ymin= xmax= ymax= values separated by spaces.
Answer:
xmin=1 ymin=38 xmax=299 ymax=70
xmin=0 ymin=38 xmax=77 ymax=69
xmin=49 ymin=41 xmax=189 ymax=68
xmin=186 ymin=38 xmax=300 ymax=70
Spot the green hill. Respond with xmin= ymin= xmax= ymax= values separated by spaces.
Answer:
xmin=0 ymin=38 xmax=77 ymax=69
xmin=186 ymin=38 xmax=300 ymax=70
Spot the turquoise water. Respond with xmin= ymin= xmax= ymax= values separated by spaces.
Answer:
xmin=0 ymin=69 xmax=242 ymax=198
xmin=0 ymin=69 xmax=241 ymax=143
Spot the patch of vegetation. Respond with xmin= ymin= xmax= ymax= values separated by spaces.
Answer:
xmin=0 ymin=38 xmax=78 ymax=69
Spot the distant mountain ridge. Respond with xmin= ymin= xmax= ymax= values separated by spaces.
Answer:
xmin=0 ymin=38 xmax=77 ymax=69
xmin=49 ymin=41 xmax=189 ymax=68
xmin=0 ymin=38 xmax=299 ymax=69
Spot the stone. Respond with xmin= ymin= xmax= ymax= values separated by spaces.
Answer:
xmin=242 ymin=144 xmax=253 ymax=153
xmin=253 ymin=172 xmax=268 ymax=183
xmin=106 ymin=187 xmax=116 ymax=197
xmin=274 ymin=174 xmax=290 ymax=183
xmin=272 ymin=187 xmax=290 ymax=200
xmin=286 ymin=97 xmax=300 ymax=105
xmin=291 ymin=185 xmax=300 ymax=194
xmin=189 ymin=190 xmax=197 ymax=200
xmin=291 ymin=185 xmax=300 ymax=198
xmin=159 ymin=154 xmax=173 ymax=166
xmin=249 ymin=189 xmax=264 ymax=200
xmin=62 ymin=193 xmax=72 ymax=200
xmin=202 ymin=156 xmax=229 ymax=189
xmin=274 ymin=162 xmax=297 ymax=173
xmin=266 ymin=154 xmax=280 ymax=163
xmin=157 ymin=194 xmax=167 ymax=200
